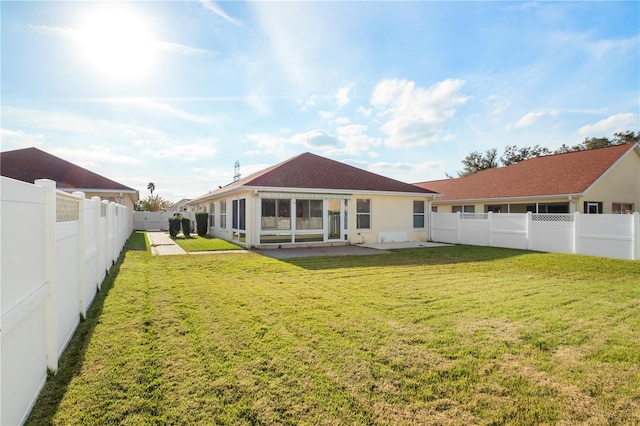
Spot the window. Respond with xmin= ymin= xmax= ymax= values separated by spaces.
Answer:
xmin=262 ymin=199 xmax=291 ymax=230
xmin=485 ymin=204 xmax=503 ymax=213
xmin=356 ymin=199 xmax=371 ymax=229
xmin=296 ymin=199 xmax=323 ymax=229
xmin=209 ymin=202 xmax=215 ymax=227
xmin=413 ymin=200 xmax=425 ymax=228
xmin=452 ymin=205 xmax=475 ymax=213
xmin=612 ymin=202 xmax=634 ymax=214
xmin=220 ymin=200 xmax=227 ymax=228
xmin=232 ymin=198 xmax=246 ymax=230
xmin=584 ymin=201 xmax=603 ymax=214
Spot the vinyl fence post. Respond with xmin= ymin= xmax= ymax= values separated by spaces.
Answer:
xmin=456 ymin=211 xmax=462 ymax=244
xmin=35 ymin=179 xmax=58 ymax=373
xmin=573 ymin=212 xmax=580 ymax=255
xmin=488 ymin=211 xmax=493 ymax=247
xmin=73 ymin=192 xmax=87 ymax=319
xmin=633 ymin=212 xmax=639 ymax=261
xmin=526 ymin=212 xmax=533 ymax=250
xmin=92 ymin=197 xmax=102 ymax=289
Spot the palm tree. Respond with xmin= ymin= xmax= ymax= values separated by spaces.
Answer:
xmin=147 ymin=182 xmax=155 ymax=195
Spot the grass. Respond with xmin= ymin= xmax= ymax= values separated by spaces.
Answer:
xmin=27 ymin=232 xmax=640 ymax=425
xmin=172 ymin=234 xmax=242 ymax=252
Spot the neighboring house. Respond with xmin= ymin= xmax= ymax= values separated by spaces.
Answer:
xmin=415 ymin=142 xmax=640 ymax=214
xmin=0 ymin=147 xmax=139 ymax=229
xmin=164 ymin=198 xmax=192 ymax=214
xmin=184 ymin=152 xmax=438 ymax=248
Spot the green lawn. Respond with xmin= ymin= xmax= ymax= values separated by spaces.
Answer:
xmin=27 ymin=232 xmax=640 ymax=425
xmin=172 ymin=234 xmax=243 ymax=252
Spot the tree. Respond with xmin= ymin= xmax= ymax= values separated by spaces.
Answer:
xmin=456 ymin=148 xmax=498 ymax=177
xmin=147 ymin=182 xmax=155 ymax=195
xmin=452 ymin=130 xmax=638 ymax=177
xmin=501 ymin=144 xmax=551 ymax=167
xmin=138 ymin=194 xmax=171 ymax=212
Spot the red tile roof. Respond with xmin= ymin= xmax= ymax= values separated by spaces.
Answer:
xmin=0 ymin=147 xmax=137 ymax=192
xmin=414 ymin=143 xmax=638 ymax=201
xmin=194 ymin=152 xmax=437 ymax=200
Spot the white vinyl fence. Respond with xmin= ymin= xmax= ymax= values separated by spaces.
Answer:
xmin=133 ymin=211 xmax=172 ymax=230
xmin=431 ymin=211 xmax=640 ymax=260
xmin=133 ymin=211 xmax=195 ymax=232
xmin=1 ymin=177 xmax=130 ymax=426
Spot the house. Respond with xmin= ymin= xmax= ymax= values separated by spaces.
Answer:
xmin=184 ymin=152 xmax=439 ymax=248
xmin=0 ymin=147 xmax=139 ymax=229
xmin=164 ymin=198 xmax=192 ymax=214
xmin=414 ymin=142 xmax=640 ymax=214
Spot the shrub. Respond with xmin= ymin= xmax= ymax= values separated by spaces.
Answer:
xmin=195 ymin=212 xmax=209 ymax=237
xmin=168 ymin=216 xmax=181 ymax=238
xmin=181 ymin=217 xmax=192 ymax=238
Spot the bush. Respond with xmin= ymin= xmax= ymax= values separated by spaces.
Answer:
xmin=168 ymin=216 xmax=181 ymax=238
xmin=195 ymin=212 xmax=209 ymax=237
xmin=181 ymin=217 xmax=192 ymax=238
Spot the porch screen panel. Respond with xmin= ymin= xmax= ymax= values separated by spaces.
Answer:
xmin=262 ymin=199 xmax=291 ymax=230
xmin=296 ymin=200 xmax=323 ymax=229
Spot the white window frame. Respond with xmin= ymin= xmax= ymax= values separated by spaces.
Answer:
xmin=356 ymin=198 xmax=371 ymax=229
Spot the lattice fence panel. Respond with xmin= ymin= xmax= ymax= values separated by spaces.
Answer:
xmin=56 ymin=195 xmax=80 ymax=222
xmin=532 ymin=213 xmax=574 ymax=222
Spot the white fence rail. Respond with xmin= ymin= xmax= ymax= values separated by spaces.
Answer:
xmin=132 ymin=211 xmax=172 ymax=231
xmin=1 ymin=177 xmax=130 ymax=426
xmin=431 ymin=211 xmax=640 ymax=260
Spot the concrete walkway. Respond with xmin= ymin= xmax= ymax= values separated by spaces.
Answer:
xmin=147 ymin=232 xmax=187 ymax=256
xmin=146 ymin=231 xmax=451 ymax=258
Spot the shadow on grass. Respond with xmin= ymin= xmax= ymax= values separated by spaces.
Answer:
xmin=262 ymin=245 xmax=541 ymax=271
xmin=24 ymin=232 xmax=147 ymax=425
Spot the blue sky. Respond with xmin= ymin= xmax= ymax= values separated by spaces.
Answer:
xmin=1 ymin=1 xmax=638 ymax=202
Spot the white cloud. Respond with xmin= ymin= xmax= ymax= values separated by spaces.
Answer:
xmin=244 ymin=134 xmax=292 ymax=159
xmin=368 ymin=159 xmax=448 ymax=183
xmin=334 ymin=117 xmax=351 ymax=125
xmin=290 ymin=129 xmax=339 ymax=149
xmin=151 ymin=140 xmax=217 ymax=162
xmin=155 ymin=41 xmax=217 ymax=57
xmin=106 ymin=98 xmax=216 ymax=124
xmin=483 ymin=95 xmax=511 ymax=116
xmin=53 ymin=145 xmax=141 ymax=168
xmin=2 ymin=107 xmax=114 ymax=135
xmin=358 ymin=106 xmax=372 ymax=118
xmin=553 ymin=31 xmax=640 ymax=59
xmin=515 ymin=110 xmax=558 ymax=128
xmin=199 ymin=0 xmax=241 ymax=26
xmin=323 ymin=125 xmax=380 ymax=156
xmin=300 ymin=95 xmax=319 ymax=112
xmin=0 ymin=128 xmax=45 ymax=149
xmin=336 ymin=84 xmax=354 ymax=109
xmin=371 ymin=78 xmax=469 ymax=147
xmin=319 ymin=111 xmax=335 ymax=119
xmin=21 ymin=24 xmax=216 ymax=58
xmin=577 ymin=113 xmax=639 ymax=137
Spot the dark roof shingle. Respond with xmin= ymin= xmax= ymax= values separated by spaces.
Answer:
xmin=194 ymin=152 xmax=437 ymax=201
xmin=0 ymin=147 xmax=136 ymax=192
xmin=415 ymin=143 xmax=638 ymax=201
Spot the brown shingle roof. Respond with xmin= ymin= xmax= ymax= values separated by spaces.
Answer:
xmin=0 ymin=147 xmax=136 ymax=192
xmin=415 ymin=143 xmax=638 ymax=201
xmin=192 ymin=152 xmax=436 ymax=202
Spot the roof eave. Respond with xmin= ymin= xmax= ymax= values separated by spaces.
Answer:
xmin=186 ymin=185 xmax=438 ymax=205
xmin=432 ymin=193 xmax=585 ymax=204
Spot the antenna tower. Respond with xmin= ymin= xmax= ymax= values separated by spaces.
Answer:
xmin=233 ymin=160 xmax=241 ymax=182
